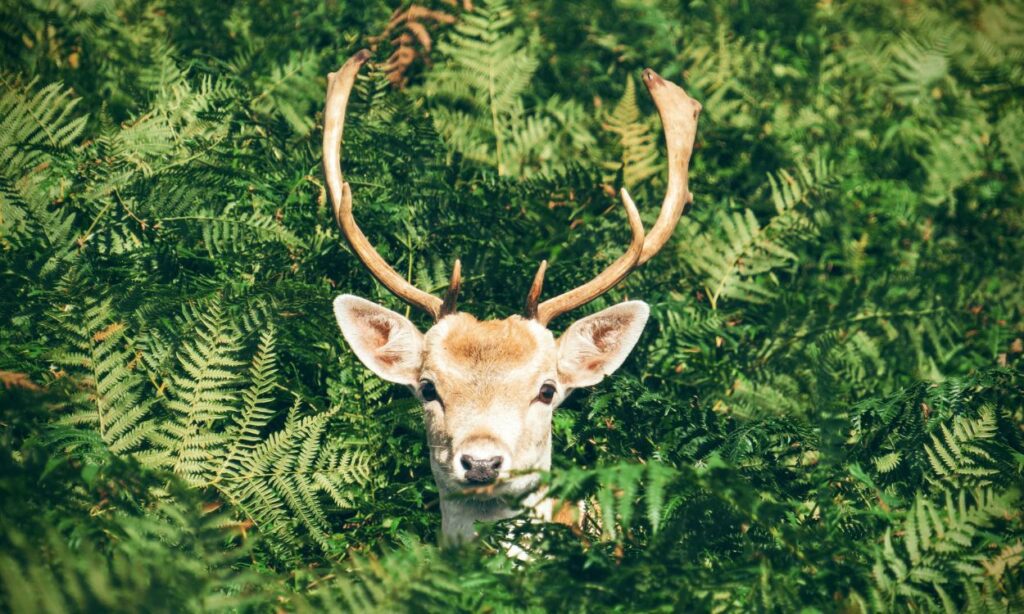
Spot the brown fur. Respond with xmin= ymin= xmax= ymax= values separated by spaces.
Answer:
xmin=441 ymin=314 xmax=538 ymax=369
xmin=462 ymin=432 xmax=505 ymax=449
xmin=551 ymin=499 xmax=580 ymax=527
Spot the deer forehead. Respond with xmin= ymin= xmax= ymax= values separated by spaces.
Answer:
xmin=422 ymin=313 xmax=556 ymax=386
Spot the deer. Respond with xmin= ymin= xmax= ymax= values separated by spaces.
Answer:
xmin=324 ymin=50 xmax=700 ymax=543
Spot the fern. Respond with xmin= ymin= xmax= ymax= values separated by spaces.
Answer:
xmin=924 ymin=405 xmax=1002 ymax=487
xmin=0 ymin=75 xmax=87 ymax=179
xmin=301 ymin=535 xmax=478 ymax=612
xmin=38 ymin=297 xmax=377 ymax=561
xmin=420 ymin=0 xmax=537 ymax=175
xmin=874 ymin=451 xmax=903 ymax=474
xmin=0 ymin=499 xmax=262 ymax=613
xmin=546 ymin=461 xmax=675 ymax=542
xmin=247 ymin=49 xmax=322 ymax=136
xmin=0 ymin=76 xmax=85 ymax=277
xmin=208 ymin=327 xmax=278 ymax=482
xmin=2 ymin=1 xmax=1023 ymax=610
xmin=217 ymin=401 xmax=372 ymax=553
xmin=918 ymin=115 xmax=991 ymax=208
xmin=157 ymin=299 xmax=246 ymax=483
xmin=51 ymin=299 xmax=158 ymax=457
xmin=684 ymin=21 xmax=768 ymax=130
xmin=115 ymin=302 xmax=371 ymax=558
xmin=996 ymin=108 xmax=1024 ymax=178
xmin=417 ymin=0 xmax=593 ymax=176
xmin=602 ymin=74 xmax=661 ymax=187
xmin=887 ymin=33 xmax=953 ymax=109
xmin=685 ymin=157 xmax=829 ymax=308
xmin=158 ymin=207 xmax=304 ymax=257
xmin=872 ymin=489 xmax=1022 ymax=611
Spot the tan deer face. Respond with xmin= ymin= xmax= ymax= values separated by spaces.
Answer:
xmin=334 ymin=296 xmax=649 ymax=499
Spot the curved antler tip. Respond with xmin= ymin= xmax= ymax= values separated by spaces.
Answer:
xmin=619 ymin=187 xmax=644 ymax=233
xmin=328 ymin=50 xmax=373 ymax=85
xmin=533 ymin=259 xmax=548 ymax=281
xmin=620 ymin=187 xmax=636 ymax=212
xmin=643 ymin=67 xmax=700 ymax=112
xmin=642 ymin=68 xmax=665 ymax=87
xmin=532 ymin=260 xmax=548 ymax=282
xmin=529 ymin=68 xmax=700 ymax=324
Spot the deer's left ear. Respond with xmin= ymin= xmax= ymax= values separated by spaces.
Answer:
xmin=556 ymin=301 xmax=650 ymax=389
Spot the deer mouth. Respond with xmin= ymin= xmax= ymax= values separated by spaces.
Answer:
xmin=453 ymin=471 xmax=506 ymax=492
xmin=458 ymin=481 xmax=502 ymax=498
xmin=464 ymin=469 xmax=498 ymax=485
xmin=452 ymin=469 xmax=541 ymax=500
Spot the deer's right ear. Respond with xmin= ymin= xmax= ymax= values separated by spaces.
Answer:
xmin=333 ymin=295 xmax=424 ymax=386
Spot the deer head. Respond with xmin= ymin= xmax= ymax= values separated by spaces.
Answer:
xmin=324 ymin=50 xmax=701 ymax=541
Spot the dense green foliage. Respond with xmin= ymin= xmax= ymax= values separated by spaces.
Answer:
xmin=2 ymin=0 xmax=1023 ymax=610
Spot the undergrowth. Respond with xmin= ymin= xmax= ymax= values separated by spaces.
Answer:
xmin=1 ymin=0 xmax=1022 ymax=611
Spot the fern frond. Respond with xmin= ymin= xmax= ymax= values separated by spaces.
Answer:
xmin=217 ymin=399 xmax=372 ymax=556
xmin=305 ymin=535 xmax=469 ymax=612
xmin=924 ymin=406 xmax=1002 ymax=487
xmin=211 ymin=326 xmax=279 ymax=485
xmin=50 ymin=299 xmax=158 ymax=458
xmin=871 ymin=488 xmax=1021 ymax=610
xmin=874 ymin=451 xmax=903 ymax=474
xmin=684 ymin=156 xmax=829 ymax=308
xmin=0 ymin=75 xmax=87 ymax=177
xmin=602 ymin=75 xmax=660 ymax=187
xmin=162 ymin=299 xmax=245 ymax=483
xmin=157 ymin=208 xmax=304 ymax=256
xmin=417 ymin=0 xmax=593 ymax=176
xmin=547 ymin=461 xmax=676 ymax=542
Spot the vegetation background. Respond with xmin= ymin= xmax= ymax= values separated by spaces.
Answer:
xmin=1 ymin=0 xmax=1023 ymax=611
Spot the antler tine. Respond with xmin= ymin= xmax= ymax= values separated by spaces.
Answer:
xmin=439 ymin=259 xmax=461 ymax=317
xmin=524 ymin=259 xmax=547 ymax=320
xmin=529 ymin=68 xmax=701 ymax=326
xmin=534 ymin=189 xmax=645 ymax=325
xmin=324 ymin=49 xmax=446 ymax=321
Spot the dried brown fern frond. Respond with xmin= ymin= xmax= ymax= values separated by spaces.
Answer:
xmin=369 ymin=2 xmax=472 ymax=87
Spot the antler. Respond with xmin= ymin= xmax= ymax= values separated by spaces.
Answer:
xmin=526 ymin=68 xmax=701 ymax=326
xmin=324 ymin=49 xmax=459 ymax=321
xmin=524 ymin=189 xmax=645 ymax=320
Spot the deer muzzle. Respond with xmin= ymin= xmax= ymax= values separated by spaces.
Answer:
xmin=453 ymin=435 xmax=510 ymax=485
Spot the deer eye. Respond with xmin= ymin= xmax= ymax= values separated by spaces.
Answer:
xmin=538 ymin=382 xmax=557 ymax=404
xmin=419 ymin=380 xmax=440 ymax=404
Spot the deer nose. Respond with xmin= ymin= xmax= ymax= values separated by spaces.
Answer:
xmin=459 ymin=455 xmax=503 ymax=484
